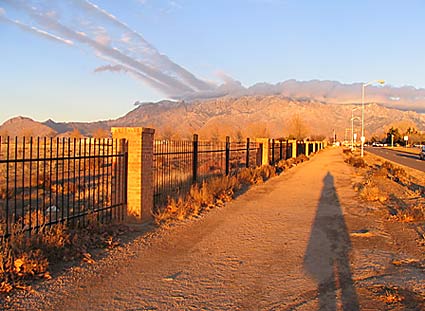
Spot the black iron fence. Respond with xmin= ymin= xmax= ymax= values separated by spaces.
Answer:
xmin=269 ymin=139 xmax=293 ymax=164
xmin=153 ymin=135 xmax=260 ymax=207
xmin=297 ymin=141 xmax=306 ymax=157
xmin=0 ymin=137 xmax=127 ymax=237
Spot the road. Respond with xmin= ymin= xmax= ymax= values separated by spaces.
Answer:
xmin=366 ymin=147 xmax=425 ymax=172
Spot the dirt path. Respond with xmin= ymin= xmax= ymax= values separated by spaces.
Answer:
xmin=5 ymin=148 xmax=425 ymax=310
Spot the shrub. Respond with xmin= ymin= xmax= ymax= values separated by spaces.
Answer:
xmin=0 ymin=214 xmax=126 ymax=293
xmin=345 ymin=156 xmax=366 ymax=168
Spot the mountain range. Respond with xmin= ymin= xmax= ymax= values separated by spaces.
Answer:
xmin=1 ymin=80 xmax=425 ymax=141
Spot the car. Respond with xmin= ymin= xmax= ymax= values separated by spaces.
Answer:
xmin=420 ymin=146 xmax=425 ymax=160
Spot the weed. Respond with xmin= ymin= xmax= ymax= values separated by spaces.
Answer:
xmin=153 ymin=155 xmax=309 ymax=225
xmin=0 ymin=212 xmax=127 ymax=294
xmin=345 ymin=155 xmax=366 ymax=168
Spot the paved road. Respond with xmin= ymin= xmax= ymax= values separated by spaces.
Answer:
xmin=366 ymin=147 xmax=425 ymax=172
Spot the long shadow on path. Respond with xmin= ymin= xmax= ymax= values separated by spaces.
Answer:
xmin=304 ymin=172 xmax=359 ymax=311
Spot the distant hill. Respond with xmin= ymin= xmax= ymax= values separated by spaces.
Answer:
xmin=0 ymin=116 xmax=57 ymax=137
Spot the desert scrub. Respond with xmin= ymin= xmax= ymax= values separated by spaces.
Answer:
xmin=0 ymin=212 xmax=127 ymax=294
xmin=354 ymin=157 xmax=425 ymax=224
xmin=344 ymin=155 xmax=366 ymax=168
xmin=152 ymin=175 xmax=241 ymax=226
xmin=153 ymin=155 xmax=310 ymax=226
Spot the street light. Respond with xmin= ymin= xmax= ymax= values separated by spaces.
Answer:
xmin=351 ymin=107 xmax=360 ymax=150
xmin=361 ymin=79 xmax=385 ymax=157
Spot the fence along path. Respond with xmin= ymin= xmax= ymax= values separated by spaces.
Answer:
xmin=0 ymin=137 xmax=127 ymax=236
xmin=1 ymin=130 xmax=325 ymax=233
xmin=7 ymin=147 xmax=369 ymax=310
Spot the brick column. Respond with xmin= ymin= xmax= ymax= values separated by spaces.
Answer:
xmin=111 ymin=127 xmax=155 ymax=223
xmin=256 ymin=138 xmax=270 ymax=165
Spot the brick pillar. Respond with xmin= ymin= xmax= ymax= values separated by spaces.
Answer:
xmin=256 ymin=138 xmax=270 ymax=165
xmin=111 ymin=127 xmax=155 ymax=223
xmin=289 ymin=140 xmax=297 ymax=158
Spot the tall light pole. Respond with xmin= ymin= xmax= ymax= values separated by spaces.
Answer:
xmin=351 ymin=107 xmax=360 ymax=150
xmin=361 ymin=79 xmax=385 ymax=157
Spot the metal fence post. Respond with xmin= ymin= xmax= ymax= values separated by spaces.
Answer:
xmin=256 ymin=143 xmax=263 ymax=166
xmin=225 ymin=136 xmax=230 ymax=175
xmin=246 ymin=137 xmax=250 ymax=168
xmin=279 ymin=140 xmax=283 ymax=161
xmin=285 ymin=140 xmax=289 ymax=159
xmin=192 ymin=134 xmax=198 ymax=183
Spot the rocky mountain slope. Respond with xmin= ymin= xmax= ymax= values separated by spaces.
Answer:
xmin=1 ymin=95 xmax=424 ymax=140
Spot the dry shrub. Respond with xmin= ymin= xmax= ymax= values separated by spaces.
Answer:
xmin=382 ymin=290 xmax=404 ymax=304
xmin=342 ymin=148 xmax=352 ymax=155
xmin=153 ymin=165 xmax=279 ymax=225
xmin=153 ymin=154 xmax=310 ymax=226
xmin=0 ymin=224 xmax=51 ymax=293
xmin=1 ymin=212 xmax=127 ymax=293
xmin=296 ymin=154 xmax=309 ymax=163
xmin=277 ymin=154 xmax=309 ymax=171
xmin=354 ymin=156 xmax=425 ymax=224
xmin=381 ymin=161 xmax=408 ymax=184
xmin=345 ymin=155 xmax=366 ymax=168
xmin=236 ymin=167 xmax=257 ymax=185
xmin=153 ymin=175 xmax=239 ymax=226
xmin=390 ymin=201 xmax=425 ymax=222
xmin=359 ymin=183 xmax=388 ymax=203
xmin=255 ymin=165 xmax=276 ymax=183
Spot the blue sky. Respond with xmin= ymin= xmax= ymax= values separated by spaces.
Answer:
xmin=0 ymin=0 xmax=424 ymax=124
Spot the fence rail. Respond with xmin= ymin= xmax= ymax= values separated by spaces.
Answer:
xmin=0 ymin=137 xmax=127 ymax=237
xmin=153 ymin=136 xmax=260 ymax=208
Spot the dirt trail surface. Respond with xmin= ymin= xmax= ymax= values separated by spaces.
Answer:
xmin=4 ymin=148 xmax=425 ymax=310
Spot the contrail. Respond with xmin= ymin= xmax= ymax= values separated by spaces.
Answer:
xmin=2 ymin=0 xmax=216 ymax=98
xmin=0 ymin=10 xmax=73 ymax=46
xmin=77 ymin=0 xmax=213 ymax=92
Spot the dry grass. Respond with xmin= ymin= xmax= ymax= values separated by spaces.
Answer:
xmin=0 ymin=212 xmax=127 ymax=294
xmin=350 ymin=153 xmax=425 ymax=242
xmin=344 ymin=155 xmax=367 ymax=168
xmin=153 ymin=155 xmax=310 ymax=226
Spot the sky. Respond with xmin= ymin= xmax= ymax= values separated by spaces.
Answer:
xmin=0 ymin=0 xmax=424 ymax=124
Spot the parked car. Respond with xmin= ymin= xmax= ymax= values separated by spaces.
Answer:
xmin=420 ymin=146 xmax=425 ymax=160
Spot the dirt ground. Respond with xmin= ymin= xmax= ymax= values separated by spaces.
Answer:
xmin=3 ymin=147 xmax=425 ymax=310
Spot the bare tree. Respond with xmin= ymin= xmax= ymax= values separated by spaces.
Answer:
xmin=288 ymin=114 xmax=309 ymax=140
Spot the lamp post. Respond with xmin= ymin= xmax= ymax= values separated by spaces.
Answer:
xmin=351 ymin=107 xmax=360 ymax=150
xmin=361 ymin=79 xmax=385 ymax=157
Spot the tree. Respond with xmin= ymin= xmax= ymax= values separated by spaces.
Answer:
xmin=247 ymin=122 xmax=270 ymax=138
xmin=70 ymin=128 xmax=83 ymax=138
xmin=93 ymin=128 xmax=109 ymax=139
xmin=386 ymin=127 xmax=402 ymax=145
xmin=234 ymin=129 xmax=245 ymax=142
xmin=288 ymin=114 xmax=309 ymax=140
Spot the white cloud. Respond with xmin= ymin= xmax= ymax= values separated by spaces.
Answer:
xmin=3 ymin=0 xmax=217 ymax=98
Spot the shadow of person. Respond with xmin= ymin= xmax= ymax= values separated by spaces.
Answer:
xmin=304 ymin=172 xmax=359 ymax=311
